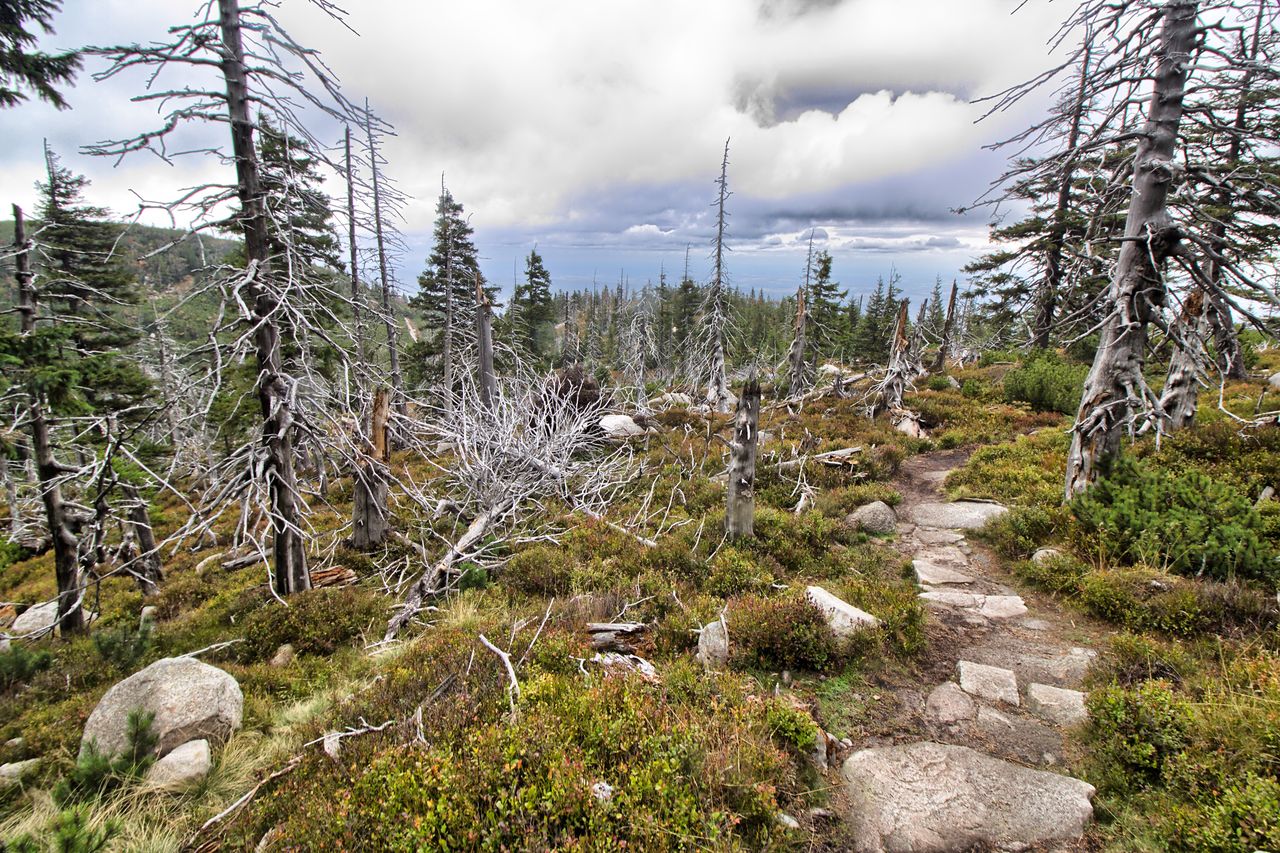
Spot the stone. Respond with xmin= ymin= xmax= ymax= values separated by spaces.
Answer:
xmin=80 ymin=657 xmax=243 ymax=761
xmin=945 ymin=376 xmax=961 ymax=390
xmin=920 ymin=591 xmax=1028 ymax=620
xmin=1031 ymin=547 xmax=1065 ymax=566
xmin=913 ymin=528 xmax=965 ymax=546
xmin=910 ymin=501 xmax=1009 ymax=530
xmin=144 ymin=739 xmax=211 ymax=790
xmin=806 ymin=586 xmax=880 ymax=638
xmin=841 ymin=742 xmax=1095 ymax=852
xmin=599 ymin=414 xmax=648 ymax=438
xmin=846 ymin=501 xmax=897 ymax=535
xmin=921 ymin=545 xmax=969 ymax=566
xmin=776 ymin=813 xmax=800 ymax=830
xmin=140 ymin=606 xmax=158 ymax=627
xmin=958 ymin=661 xmax=1020 ymax=706
xmin=810 ymin=727 xmax=829 ymax=770
xmin=322 ymin=732 xmax=342 ymax=760
xmin=696 ymin=619 xmax=729 ymax=671
xmin=1270 ymin=372 xmax=1280 ymax=391
xmin=269 ymin=643 xmax=296 ymax=667
xmin=0 ymin=759 xmax=40 ymax=788
xmin=1026 ymin=684 xmax=1088 ymax=727
xmin=925 ymin=682 xmax=976 ymax=725
xmin=5 ymin=737 xmax=23 ymax=751
xmin=912 ymin=559 xmax=974 ymax=586
xmin=11 ymin=601 xmax=59 ymax=638
xmin=647 ymin=392 xmax=693 ymax=409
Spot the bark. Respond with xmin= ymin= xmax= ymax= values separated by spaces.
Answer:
xmin=874 ymin=301 xmax=912 ymax=417
xmin=1158 ymin=288 xmax=1208 ymax=433
xmin=931 ymin=280 xmax=958 ymax=373
xmin=344 ymin=127 xmax=367 ymax=398
xmin=475 ymin=273 xmax=497 ymax=410
xmin=725 ymin=372 xmax=761 ymax=541
xmin=1033 ymin=41 xmax=1093 ymax=350
xmin=1064 ymin=0 xmax=1197 ymax=498
xmin=122 ymin=482 xmax=163 ymax=596
xmin=351 ymin=387 xmax=391 ymax=549
xmin=366 ymin=107 xmax=406 ymax=424
xmin=786 ymin=286 xmax=808 ymax=397
xmin=218 ymin=0 xmax=309 ymax=594
xmin=13 ymin=205 xmax=85 ymax=635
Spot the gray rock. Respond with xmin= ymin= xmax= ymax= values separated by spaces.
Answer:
xmin=777 ymin=812 xmax=801 ymax=830
xmin=139 ymin=606 xmax=158 ymax=627
xmin=913 ymin=529 xmax=965 ymax=546
xmin=80 ymin=657 xmax=243 ymax=761
xmin=920 ymin=591 xmax=1028 ymax=620
xmin=269 ymin=643 xmax=296 ymax=667
xmin=647 ymin=392 xmax=693 ymax=409
xmin=925 ymin=682 xmax=976 ymax=725
xmin=11 ymin=602 xmax=59 ymax=638
xmin=1270 ymin=372 xmax=1280 ymax=391
xmin=958 ymin=661 xmax=1020 ymax=706
xmin=0 ymin=758 xmax=40 ymax=788
xmin=846 ymin=501 xmax=897 ymax=535
xmin=1031 ymin=548 xmax=1065 ymax=566
xmin=810 ymin=727 xmax=829 ymax=770
xmin=1026 ymin=683 xmax=1088 ymax=727
xmin=5 ymin=737 xmax=23 ymax=751
xmin=144 ymin=739 xmax=211 ymax=790
xmin=910 ymin=501 xmax=1009 ymax=530
xmin=945 ymin=376 xmax=961 ymax=390
xmin=696 ymin=618 xmax=729 ymax=671
xmin=913 ymin=559 xmax=974 ymax=586
xmin=841 ymin=742 xmax=1095 ymax=852
xmin=599 ymin=414 xmax=648 ymax=438
xmin=920 ymin=545 xmax=970 ymax=567
xmin=806 ymin=586 xmax=880 ymax=638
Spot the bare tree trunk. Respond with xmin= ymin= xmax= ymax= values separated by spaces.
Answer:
xmin=218 ymin=0 xmax=309 ymax=595
xmin=344 ymin=126 xmax=367 ymax=401
xmin=13 ymin=205 xmax=86 ymax=635
xmin=1033 ymin=41 xmax=1093 ymax=350
xmin=1064 ymin=0 xmax=1197 ymax=498
xmin=786 ymin=286 xmax=807 ymax=397
xmin=475 ymin=273 xmax=497 ymax=409
xmin=366 ymin=106 xmax=406 ymax=425
xmin=121 ymin=482 xmax=163 ymax=596
xmin=1158 ymin=288 xmax=1208 ymax=433
xmin=873 ymin=300 xmax=912 ymax=417
xmin=2 ymin=463 xmax=20 ymax=542
xmin=931 ymin=280 xmax=958 ymax=373
xmin=726 ymin=372 xmax=760 ymax=541
xmin=351 ymin=387 xmax=390 ymax=549
xmin=705 ymin=139 xmax=732 ymax=413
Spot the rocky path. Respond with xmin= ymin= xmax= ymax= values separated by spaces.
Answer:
xmin=838 ymin=451 xmax=1102 ymax=852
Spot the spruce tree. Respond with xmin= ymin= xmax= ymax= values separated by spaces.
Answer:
xmin=0 ymin=0 xmax=80 ymax=109
xmin=257 ymin=116 xmax=343 ymax=270
xmin=852 ymin=277 xmax=887 ymax=363
xmin=806 ymin=250 xmax=847 ymax=365
xmin=510 ymin=247 xmax=555 ymax=362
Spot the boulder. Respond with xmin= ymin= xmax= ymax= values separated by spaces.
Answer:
xmin=912 ymin=559 xmax=973 ymax=586
xmin=1031 ymin=547 xmax=1065 ymax=566
xmin=845 ymin=501 xmax=897 ymax=535
xmin=806 ymin=586 xmax=880 ymax=638
xmin=647 ymin=392 xmax=693 ymax=409
xmin=599 ymin=414 xmax=648 ymax=439
xmin=912 ymin=528 xmax=964 ymax=546
xmin=80 ymin=657 xmax=242 ymax=760
xmin=144 ymin=739 xmax=211 ymax=790
xmin=841 ymin=741 xmax=1095 ymax=852
xmin=139 ymin=606 xmax=158 ymax=627
xmin=925 ymin=682 xmax=976 ymax=725
xmin=958 ymin=661 xmax=1020 ymax=706
xmin=696 ymin=619 xmax=729 ymax=671
xmin=910 ymin=501 xmax=1008 ymax=530
xmin=269 ymin=643 xmax=296 ymax=667
xmin=1270 ymin=372 xmax=1280 ymax=391
xmin=0 ymin=758 xmax=40 ymax=788
xmin=11 ymin=602 xmax=59 ymax=638
xmin=1026 ymin=683 xmax=1088 ymax=727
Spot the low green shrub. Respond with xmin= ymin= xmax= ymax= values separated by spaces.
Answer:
xmin=0 ymin=644 xmax=52 ymax=690
xmin=764 ymin=699 xmax=818 ymax=752
xmin=728 ymin=594 xmax=843 ymax=672
xmin=1071 ymin=455 xmax=1277 ymax=585
xmin=92 ymin=620 xmax=153 ymax=673
xmin=5 ymin=806 xmax=118 ymax=853
xmin=706 ymin=547 xmax=774 ymax=597
xmin=239 ymin=586 xmax=384 ymax=661
xmin=1084 ymin=681 xmax=1192 ymax=794
xmin=502 ymin=545 xmax=574 ymax=596
xmin=54 ymin=709 xmax=157 ymax=804
xmin=1002 ymin=351 xmax=1088 ymax=414
xmin=1168 ymin=773 xmax=1280 ymax=852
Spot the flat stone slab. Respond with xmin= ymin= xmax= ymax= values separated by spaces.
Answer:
xmin=806 ymin=585 xmax=880 ymax=637
xmin=911 ymin=501 xmax=1009 ymax=530
xmin=913 ymin=559 xmax=974 ymax=586
xmin=913 ymin=529 xmax=965 ymax=546
xmin=1027 ymin=684 xmax=1088 ymax=727
xmin=925 ymin=682 xmax=976 ymax=725
xmin=841 ymin=742 xmax=1095 ymax=852
xmin=917 ymin=545 xmax=970 ymax=566
xmin=959 ymin=661 xmax=1020 ymax=706
xmin=920 ymin=591 xmax=1028 ymax=620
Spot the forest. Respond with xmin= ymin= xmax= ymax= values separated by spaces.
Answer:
xmin=0 ymin=0 xmax=1278 ymax=850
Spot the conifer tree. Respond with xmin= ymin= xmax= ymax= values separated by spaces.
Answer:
xmin=806 ymin=249 xmax=847 ymax=365
xmin=0 ymin=0 xmax=80 ymax=109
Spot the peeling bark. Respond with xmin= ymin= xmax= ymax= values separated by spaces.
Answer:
xmin=726 ymin=372 xmax=760 ymax=541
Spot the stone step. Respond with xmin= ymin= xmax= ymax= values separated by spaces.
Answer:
xmin=913 ymin=558 xmax=974 ymax=586
xmin=1026 ymin=683 xmax=1088 ymax=726
xmin=958 ymin=661 xmax=1019 ymax=705
xmin=920 ymin=591 xmax=1028 ymax=620
xmin=910 ymin=501 xmax=1009 ymax=530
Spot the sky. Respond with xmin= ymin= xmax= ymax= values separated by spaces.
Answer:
xmin=0 ymin=0 xmax=1075 ymax=306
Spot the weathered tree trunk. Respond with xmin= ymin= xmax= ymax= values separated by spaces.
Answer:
xmin=351 ymin=387 xmax=391 ymax=549
xmin=705 ymin=139 xmax=732 ymax=413
xmin=366 ymin=106 xmax=406 ymax=426
xmin=931 ymin=280 xmax=958 ymax=372
xmin=1064 ymin=0 xmax=1197 ymax=498
xmin=1158 ymin=288 xmax=1208 ymax=433
xmin=475 ymin=273 xmax=497 ymax=409
xmin=218 ymin=0 xmax=309 ymax=595
xmin=874 ymin=301 xmax=912 ymax=417
xmin=725 ymin=372 xmax=760 ymax=540
xmin=344 ymin=127 xmax=367 ymax=402
xmin=1033 ymin=42 xmax=1093 ymax=350
xmin=786 ymin=286 xmax=808 ymax=397
xmin=13 ymin=205 xmax=85 ymax=635
xmin=3 ymin=463 xmax=22 ymax=542
xmin=121 ymin=482 xmax=163 ymax=596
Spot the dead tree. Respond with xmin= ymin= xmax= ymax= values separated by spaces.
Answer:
xmin=871 ymin=301 xmax=914 ymax=418
xmin=11 ymin=205 xmax=85 ymax=634
xmin=786 ymin=286 xmax=808 ymax=398
xmin=725 ymin=372 xmax=761 ymax=540
xmin=475 ymin=274 xmax=497 ymax=410
xmin=121 ymin=482 xmax=163 ymax=596
xmin=702 ymin=139 xmax=734 ymax=413
xmin=351 ymin=387 xmax=391 ymax=549
xmin=343 ymin=126 xmax=367 ymax=399
xmin=1064 ymin=1 xmax=1199 ymax=497
xmin=1156 ymin=288 xmax=1210 ymax=434
xmin=365 ymin=103 xmax=407 ymax=425
xmin=931 ymin=280 xmax=959 ymax=373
